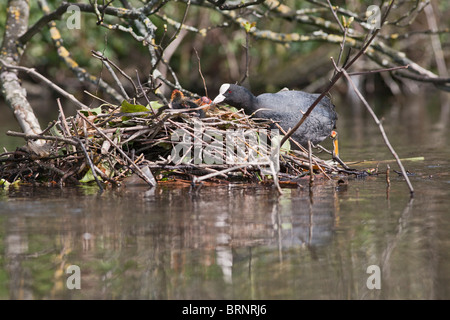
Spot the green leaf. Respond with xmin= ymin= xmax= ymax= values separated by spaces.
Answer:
xmin=50 ymin=125 xmax=64 ymax=138
xmin=80 ymin=168 xmax=101 ymax=183
xmin=270 ymin=134 xmax=291 ymax=154
xmin=149 ymin=100 xmax=164 ymax=111
xmin=121 ymin=100 xmax=149 ymax=113
xmin=1 ymin=179 xmax=20 ymax=189
xmin=0 ymin=179 xmax=10 ymax=188
xmin=280 ymin=138 xmax=291 ymax=153
xmin=242 ymin=21 xmax=256 ymax=33
xmin=120 ymin=100 xmax=150 ymax=120
xmin=80 ymin=106 xmax=103 ymax=116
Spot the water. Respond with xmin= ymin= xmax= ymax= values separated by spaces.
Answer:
xmin=1 ymin=93 xmax=449 ymax=300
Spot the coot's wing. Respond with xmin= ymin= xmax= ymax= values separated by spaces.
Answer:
xmin=254 ymin=91 xmax=337 ymax=146
xmin=255 ymin=91 xmax=336 ymax=121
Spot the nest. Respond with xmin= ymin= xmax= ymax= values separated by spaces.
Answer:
xmin=0 ymin=91 xmax=365 ymax=191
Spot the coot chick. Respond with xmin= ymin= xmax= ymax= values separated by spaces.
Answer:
xmin=170 ymin=89 xmax=211 ymax=118
xmin=212 ymin=84 xmax=338 ymax=148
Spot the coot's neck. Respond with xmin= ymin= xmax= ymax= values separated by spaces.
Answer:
xmin=231 ymin=86 xmax=258 ymax=113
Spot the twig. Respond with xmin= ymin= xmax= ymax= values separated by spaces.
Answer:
xmin=424 ymin=3 xmax=448 ymax=78
xmin=72 ymin=137 xmax=104 ymax=192
xmin=6 ymin=131 xmax=78 ymax=145
xmin=342 ymin=70 xmax=414 ymax=196
xmin=268 ymin=160 xmax=283 ymax=195
xmin=326 ymin=0 xmax=344 ymax=32
xmin=386 ymin=164 xmax=391 ymax=187
xmin=308 ymin=140 xmax=314 ymax=184
xmin=0 ymin=60 xmax=90 ymax=110
xmin=274 ymin=122 xmax=332 ymax=179
xmin=39 ymin=120 xmax=58 ymax=136
xmin=35 ymin=160 xmax=66 ymax=177
xmin=92 ymin=52 xmax=130 ymax=100
xmin=135 ymin=70 xmax=158 ymax=117
xmin=77 ymin=111 xmax=157 ymax=187
xmin=193 ymin=48 xmax=208 ymax=97
xmin=36 ymin=0 xmax=124 ymax=103
xmin=150 ymin=0 xmax=191 ymax=75
xmin=393 ymin=71 xmax=450 ymax=85
xmin=92 ymin=50 xmax=138 ymax=96
xmin=279 ymin=0 xmax=395 ymax=147
xmin=209 ymin=0 xmax=264 ymax=10
xmin=57 ymin=98 xmax=76 ymax=153
xmin=238 ymin=31 xmax=251 ymax=85
xmin=19 ymin=2 xmax=72 ymax=44
xmin=348 ymin=65 xmax=409 ymax=76
xmin=192 ymin=164 xmax=249 ymax=183
xmin=334 ymin=25 xmax=348 ymax=78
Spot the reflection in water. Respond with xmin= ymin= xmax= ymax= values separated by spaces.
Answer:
xmin=1 ymin=172 xmax=449 ymax=300
xmin=1 ymin=92 xmax=450 ymax=299
xmin=0 ymin=183 xmax=339 ymax=299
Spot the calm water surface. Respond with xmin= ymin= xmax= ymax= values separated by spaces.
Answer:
xmin=0 ymin=94 xmax=449 ymax=299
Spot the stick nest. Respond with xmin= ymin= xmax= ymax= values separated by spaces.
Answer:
xmin=0 ymin=92 xmax=365 ymax=190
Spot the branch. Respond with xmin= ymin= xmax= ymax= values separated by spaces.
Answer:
xmin=279 ymin=0 xmax=395 ymax=147
xmin=207 ymin=0 xmax=264 ymax=10
xmin=92 ymin=50 xmax=138 ymax=98
xmin=325 ymin=0 xmax=344 ymax=32
xmin=193 ymin=48 xmax=208 ymax=97
xmin=77 ymin=111 xmax=157 ymax=187
xmin=22 ymin=1 xmax=162 ymax=43
xmin=19 ymin=2 xmax=71 ymax=44
xmin=0 ymin=60 xmax=90 ymax=110
xmin=348 ymin=65 xmax=410 ymax=76
xmin=150 ymin=0 xmax=191 ymax=80
xmin=72 ymin=136 xmax=104 ymax=192
xmin=424 ymin=2 xmax=448 ymax=77
xmin=341 ymin=69 xmax=414 ymax=196
xmin=36 ymin=0 xmax=124 ymax=103
xmin=238 ymin=30 xmax=251 ymax=85
xmin=0 ymin=0 xmax=43 ymax=144
xmin=222 ymin=6 xmax=345 ymax=37
xmin=6 ymin=131 xmax=78 ymax=146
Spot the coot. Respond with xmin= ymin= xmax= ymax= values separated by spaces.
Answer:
xmin=170 ymin=89 xmax=211 ymax=118
xmin=212 ymin=84 xmax=338 ymax=148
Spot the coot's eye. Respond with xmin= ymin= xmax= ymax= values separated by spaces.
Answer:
xmin=228 ymin=90 xmax=232 ymax=93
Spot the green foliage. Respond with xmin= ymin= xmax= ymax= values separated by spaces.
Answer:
xmin=80 ymin=168 xmax=100 ymax=183
xmin=120 ymin=100 xmax=149 ymax=114
xmin=80 ymin=105 xmax=103 ymax=116
xmin=120 ymin=100 xmax=150 ymax=120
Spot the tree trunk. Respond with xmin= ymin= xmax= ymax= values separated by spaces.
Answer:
xmin=0 ymin=0 xmax=43 ymax=146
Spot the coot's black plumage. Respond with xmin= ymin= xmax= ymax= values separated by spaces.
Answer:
xmin=212 ymin=84 xmax=338 ymax=147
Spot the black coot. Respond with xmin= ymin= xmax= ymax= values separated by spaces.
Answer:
xmin=212 ymin=84 xmax=337 ymax=147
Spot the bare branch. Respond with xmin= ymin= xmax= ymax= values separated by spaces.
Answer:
xmin=77 ymin=111 xmax=157 ymax=187
xmin=342 ymin=69 xmax=414 ymax=196
xmin=0 ymin=60 xmax=90 ymax=110
xmin=208 ymin=0 xmax=265 ymax=10
xmin=92 ymin=50 xmax=138 ymax=98
xmin=326 ymin=0 xmax=344 ymax=32
xmin=1 ymin=0 xmax=43 ymax=143
xmin=193 ymin=48 xmax=208 ymax=97
xmin=279 ymin=0 xmax=395 ymax=147
xmin=348 ymin=65 xmax=410 ymax=76
xmin=6 ymin=131 xmax=78 ymax=146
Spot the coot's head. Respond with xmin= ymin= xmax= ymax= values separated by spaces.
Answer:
xmin=170 ymin=89 xmax=185 ymax=104
xmin=196 ymin=96 xmax=212 ymax=106
xmin=213 ymin=84 xmax=255 ymax=110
